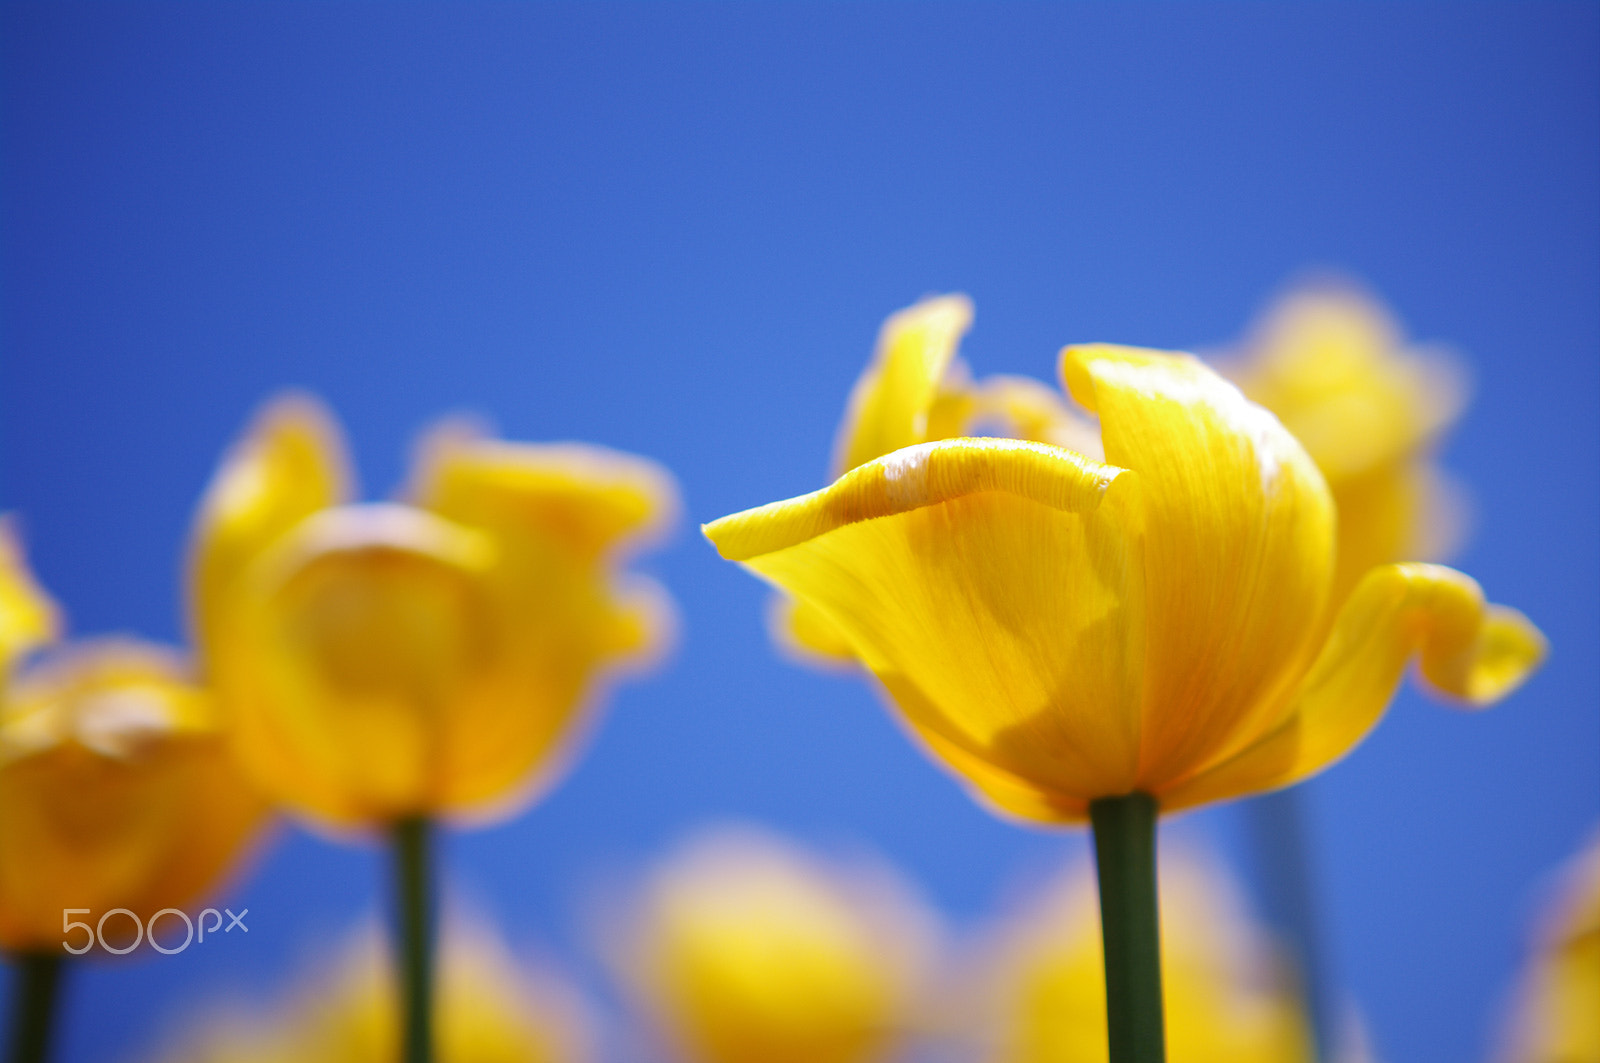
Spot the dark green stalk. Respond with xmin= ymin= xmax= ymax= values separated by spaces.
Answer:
xmin=6 ymin=951 xmax=63 ymax=1063
xmin=1089 ymin=792 xmax=1166 ymax=1063
xmin=391 ymin=816 xmax=434 ymax=1063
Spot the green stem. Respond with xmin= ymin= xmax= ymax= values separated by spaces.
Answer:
xmin=1090 ymin=792 xmax=1166 ymax=1063
xmin=6 ymin=952 xmax=63 ymax=1063
xmin=391 ymin=816 xmax=434 ymax=1063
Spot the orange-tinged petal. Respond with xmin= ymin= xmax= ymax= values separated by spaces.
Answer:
xmin=831 ymin=295 xmax=973 ymax=476
xmin=0 ymin=520 xmax=60 ymax=677
xmin=221 ymin=504 xmax=504 ymax=826
xmin=1060 ymin=345 xmax=1336 ymax=791
xmin=707 ymin=438 xmax=1147 ymax=810
xmin=1161 ymin=563 xmax=1547 ymax=811
xmin=0 ymin=640 xmax=267 ymax=951
xmin=189 ymin=395 xmax=351 ymax=674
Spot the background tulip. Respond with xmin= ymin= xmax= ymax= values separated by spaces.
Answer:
xmin=618 ymin=828 xmax=936 ymax=1063
xmin=974 ymin=850 xmax=1315 ymax=1063
xmin=153 ymin=919 xmax=592 ymax=1063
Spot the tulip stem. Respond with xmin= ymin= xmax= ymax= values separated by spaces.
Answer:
xmin=392 ymin=816 xmax=435 ymax=1063
xmin=6 ymin=952 xmax=62 ymax=1063
xmin=1090 ymin=792 xmax=1166 ymax=1063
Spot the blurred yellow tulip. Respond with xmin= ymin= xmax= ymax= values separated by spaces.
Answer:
xmin=706 ymin=343 xmax=1545 ymax=822
xmin=974 ymin=852 xmax=1314 ymax=1063
xmin=1217 ymin=284 xmax=1470 ymax=605
xmin=777 ymin=296 xmax=1098 ymax=665
xmin=1497 ymin=832 xmax=1600 ymax=1063
xmin=620 ymin=828 xmax=937 ymax=1063
xmin=0 ymin=521 xmax=59 ymax=682
xmin=0 ymin=529 xmax=266 ymax=952
xmin=156 ymin=920 xmax=591 ymax=1063
xmin=188 ymin=397 xmax=677 ymax=828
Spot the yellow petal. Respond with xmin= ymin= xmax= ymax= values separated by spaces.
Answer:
xmin=963 ymin=374 xmax=1104 ymax=459
xmin=0 ymin=640 xmax=267 ymax=952
xmin=768 ymin=596 xmax=859 ymax=669
xmin=1060 ymin=345 xmax=1336 ymax=790
xmin=1226 ymin=285 xmax=1467 ymax=480
xmin=0 ymin=520 xmax=60 ymax=677
xmin=1161 ymin=563 xmax=1547 ymax=811
xmin=411 ymin=427 xmax=678 ymax=560
xmin=626 ymin=829 xmax=933 ymax=1063
xmin=189 ymin=395 xmax=351 ymax=674
xmin=222 ymin=504 xmax=504 ymax=826
xmin=831 ymin=295 xmax=973 ymax=476
xmin=707 ymin=438 xmax=1148 ymax=810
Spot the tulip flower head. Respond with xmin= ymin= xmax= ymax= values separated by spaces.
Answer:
xmin=1497 ymin=831 xmax=1600 ymax=1063
xmin=975 ymin=851 xmax=1315 ymax=1063
xmin=0 ymin=530 xmax=265 ymax=952
xmin=156 ymin=919 xmax=592 ymax=1063
xmin=706 ymin=331 xmax=1545 ymax=822
xmin=621 ymin=829 xmax=937 ymax=1063
xmin=777 ymin=296 xmax=1099 ymax=665
xmin=189 ymin=397 xmax=677 ymax=829
xmin=1217 ymin=284 xmax=1470 ymax=605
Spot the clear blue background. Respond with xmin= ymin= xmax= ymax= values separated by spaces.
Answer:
xmin=3 ymin=4 xmax=1596 ymax=1061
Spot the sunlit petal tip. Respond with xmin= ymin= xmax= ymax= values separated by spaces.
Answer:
xmin=1420 ymin=599 xmax=1548 ymax=708
xmin=0 ymin=518 xmax=61 ymax=670
xmin=832 ymin=294 xmax=975 ymax=475
xmin=704 ymin=437 xmax=1126 ymax=562
xmin=414 ymin=429 xmax=682 ymax=555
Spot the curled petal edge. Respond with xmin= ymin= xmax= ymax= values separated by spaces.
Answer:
xmin=704 ymin=437 xmax=1128 ymax=562
xmin=1160 ymin=562 xmax=1547 ymax=812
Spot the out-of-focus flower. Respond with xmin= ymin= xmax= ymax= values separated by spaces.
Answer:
xmin=157 ymin=920 xmax=591 ymax=1063
xmin=0 ymin=529 xmax=266 ymax=952
xmin=776 ymin=296 xmax=1097 ymax=665
xmin=0 ymin=521 xmax=59 ymax=680
xmin=973 ymin=851 xmax=1313 ymax=1063
xmin=1498 ymin=832 xmax=1600 ymax=1063
xmin=620 ymin=828 xmax=937 ymax=1063
xmin=706 ymin=343 xmax=1545 ymax=822
xmin=188 ymin=396 xmax=677 ymax=829
xmin=1217 ymin=284 xmax=1469 ymax=605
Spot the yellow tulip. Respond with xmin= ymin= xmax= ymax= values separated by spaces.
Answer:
xmin=777 ymin=296 xmax=1098 ymax=665
xmin=0 ymin=635 xmax=267 ymax=952
xmin=706 ymin=343 xmax=1545 ymax=822
xmin=188 ymin=396 xmax=677 ymax=828
xmin=156 ymin=920 xmax=592 ymax=1063
xmin=0 ymin=520 xmax=60 ymax=682
xmin=620 ymin=828 xmax=936 ymax=1063
xmin=1217 ymin=284 xmax=1469 ymax=604
xmin=975 ymin=851 xmax=1316 ymax=1063
xmin=1497 ymin=832 xmax=1600 ymax=1063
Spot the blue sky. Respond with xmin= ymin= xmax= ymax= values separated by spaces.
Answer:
xmin=3 ymin=4 xmax=1597 ymax=1061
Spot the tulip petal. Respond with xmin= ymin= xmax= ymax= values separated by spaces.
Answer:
xmin=189 ymin=395 xmax=351 ymax=673
xmin=1060 ymin=345 xmax=1336 ymax=791
xmin=831 ymin=295 xmax=972 ymax=476
xmin=768 ymin=596 xmax=859 ymax=668
xmin=707 ymin=438 xmax=1148 ymax=806
xmin=0 ymin=521 xmax=59 ymax=677
xmin=0 ymin=640 xmax=266 ymax=952
xmin=226 ymin=505 xmax=502 ymax=824
xmin=1161 ymin=563 xmax=1547 ymax=811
